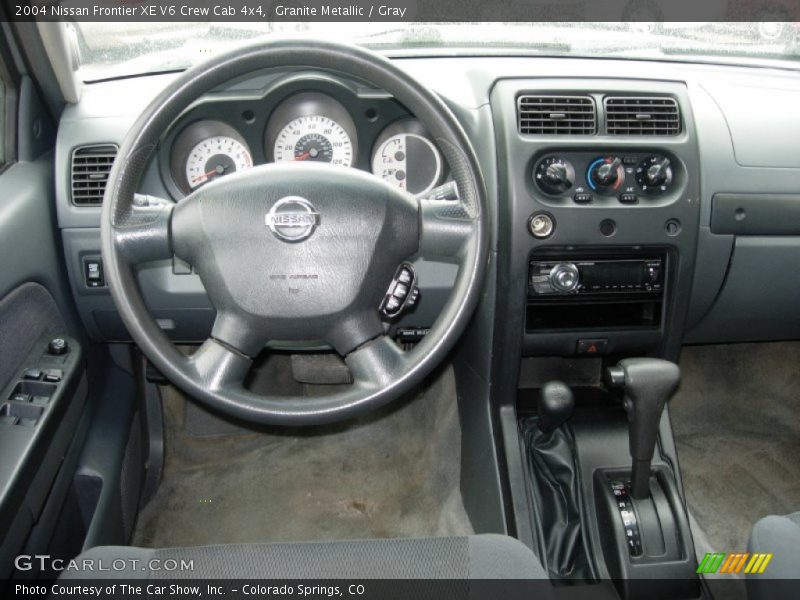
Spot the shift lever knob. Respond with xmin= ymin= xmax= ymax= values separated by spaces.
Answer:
xmin=606 ymin=358 xmax=680 ymax=499
xmin=537 ymin=381 xmax=575 ymax=434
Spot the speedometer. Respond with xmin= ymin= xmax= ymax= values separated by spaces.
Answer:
xmin=184 ymin=135 xmax=252 ymax=190
xmin=273 ymin=116 xmax=354 ymax=167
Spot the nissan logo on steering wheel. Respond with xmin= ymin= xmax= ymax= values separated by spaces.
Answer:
xmin=265 ymin=196 xmax=320 ymax=242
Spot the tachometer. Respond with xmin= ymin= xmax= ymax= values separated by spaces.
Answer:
xmin=273 ymin=115 xmax=353 ymax=166
xmin=185 ymin=136 xmax=253 ymax=189
xmin=169 ymin=120 xmax=252 ymax=196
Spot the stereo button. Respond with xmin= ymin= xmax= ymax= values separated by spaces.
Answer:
xmin=549 ymin=263 xmax=580 ymax=292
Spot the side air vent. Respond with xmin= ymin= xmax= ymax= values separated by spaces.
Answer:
xmin=71 ymin=144 xmax=118 ymax=206
xmin=605 ymin=97 xmax=680 ymax=136
xmin=518 ymin=95 xmax=597 ymax=135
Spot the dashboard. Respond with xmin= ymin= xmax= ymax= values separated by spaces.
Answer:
xmin=53 ymin=55 xmax=800 ymax=358
xmin=162 ymin=74 xmax=448 ymax=199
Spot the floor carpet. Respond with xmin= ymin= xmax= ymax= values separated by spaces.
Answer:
xmin=132 ymin=358 xmax=473 ymax=547
xmin=671 ymin=342 xmax=800 ymax=555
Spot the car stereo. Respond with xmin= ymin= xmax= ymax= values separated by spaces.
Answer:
xmin=529 ymin=258 xmax=664 ymax=297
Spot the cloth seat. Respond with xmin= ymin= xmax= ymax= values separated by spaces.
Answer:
xmin=60 ymin=535 xmax=552 ymax=597
xmin=746 ymin=512 xmax=800 ymax=600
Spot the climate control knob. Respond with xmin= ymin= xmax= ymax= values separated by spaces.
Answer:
xmin=549 ymin=263 xmax=580 ymax=293
xmin=534 ymin=156 xmax=575 ymax=195
xmin=588 ymin=156 xmax=625 ymax=192
xmin=636 ymin=155 xmax=674 ymax=193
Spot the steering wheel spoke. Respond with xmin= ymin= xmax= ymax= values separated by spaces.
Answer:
xmin=418 ymin=198 xmax=477 ymax=260
xmin=210 ymin=310 xmax=273 ymax=359
xmin=112 ymin=203 xmax=174 ymax=264
xmin=345 ymin=335 xmax=409 ymax=390
xmin=187 ymin=338 xmax=253 ymax=395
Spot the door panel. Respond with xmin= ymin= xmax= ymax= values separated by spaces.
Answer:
xmin=0 ymin=284 xmax=65 ymax=390
xmin=0 ymin=154 xmax=79 ymax=379
xmin=0 ymin=153 xmax=87 ymax=577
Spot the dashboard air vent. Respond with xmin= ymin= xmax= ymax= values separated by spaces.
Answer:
xmin=605 ymin=97 xmax=680 ymax=136
xmin=71 ymin=144 xmax=118 ymax=206
xmin=518 ymin=95 xmax=596 ymax=135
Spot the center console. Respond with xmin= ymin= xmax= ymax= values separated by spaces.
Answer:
xmin=491 ymin=79 xmax=700 ymax=361
xmin=489 ymin=78 xmax=703 ymax=598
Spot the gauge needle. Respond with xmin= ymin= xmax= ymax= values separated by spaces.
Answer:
xmin=192 ymin=165 xmax=226 ymax=183
xmin=295 ymin=148 xmax=320 ymax=161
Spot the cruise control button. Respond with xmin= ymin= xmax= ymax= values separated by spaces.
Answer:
xmin=406 ymin=288 xmax=420 ymax=308
xmin=397 ymin=268 xmax=413 ymax=285
xmin=380 ymin=263 xmax=417 ymax=319
xmin=385 ymin=296 xmax=401 ymax=312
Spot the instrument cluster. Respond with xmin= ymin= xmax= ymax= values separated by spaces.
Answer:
xmin=163 ymin=76 xmax=448 ymax=198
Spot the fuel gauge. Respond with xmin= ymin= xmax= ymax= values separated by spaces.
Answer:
xmin=372 ymin=132 xmax=443 ymax=195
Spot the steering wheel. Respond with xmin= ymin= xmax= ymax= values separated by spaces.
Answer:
xmin=101 ymin=40 xmax=488 ymax=426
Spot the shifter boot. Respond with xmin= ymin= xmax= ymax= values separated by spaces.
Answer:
xmin=523 ymin=381 xmax=592 ymax=581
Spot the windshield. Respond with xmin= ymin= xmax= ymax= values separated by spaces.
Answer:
xmin=74 ymin=21 xmax=800 ymax=81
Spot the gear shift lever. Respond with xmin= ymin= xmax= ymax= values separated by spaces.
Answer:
xmin=605 ymin=358 xmax=680 ymax=499
xmin=537 ymin=381 xmax=575 ymax=434
xmin=528 ymin=381 xmax=589 ymax=578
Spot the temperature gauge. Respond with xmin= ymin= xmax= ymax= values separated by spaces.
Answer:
xmin=371 ymin=132 xmax=443 ymax=195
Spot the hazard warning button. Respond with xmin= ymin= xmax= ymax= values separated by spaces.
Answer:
xmin=576 ymin=339 xmax=608 ymax=356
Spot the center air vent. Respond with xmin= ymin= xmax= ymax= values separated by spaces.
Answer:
xmin=71 ymin=144 xmax=118 ymax=206
xmin=518 ymin=95 xmax=596 ymax=135
xmin=605 ymin=97 xmax=680 ymax=136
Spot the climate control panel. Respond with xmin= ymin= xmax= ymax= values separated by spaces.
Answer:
xmin=532 ymin=151 xmax=677 ymax=204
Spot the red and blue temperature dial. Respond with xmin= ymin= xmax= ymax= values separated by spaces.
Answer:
xmin=587 ymin=156 xmax=625 ymax=191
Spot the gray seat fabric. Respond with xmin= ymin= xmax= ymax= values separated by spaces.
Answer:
xmin=746 ymin=512 xmax=800 ymax=600
xmin=61 ymin=535 xmax=549 ymax=582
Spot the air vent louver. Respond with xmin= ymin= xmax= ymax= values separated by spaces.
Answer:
xmin=518 ymin=95 xmax=596 ymax=135
xmin=605 ymin=97 xmax=680 ymax=136
xmin=71 ymin=144 xmax=117 ymax=206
